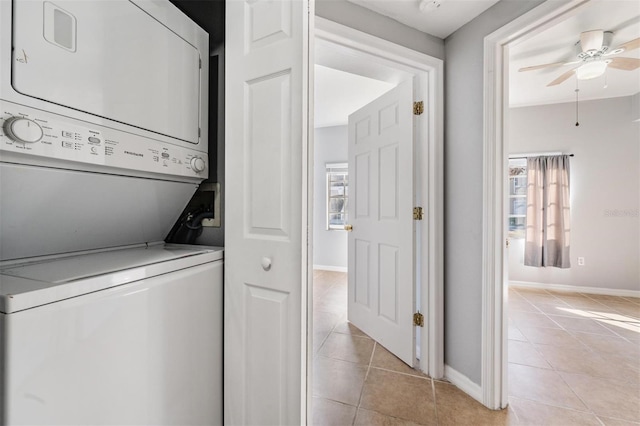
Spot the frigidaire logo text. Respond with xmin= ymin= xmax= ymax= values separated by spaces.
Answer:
xmin=124 ymin=151 xmax=143 ymax=157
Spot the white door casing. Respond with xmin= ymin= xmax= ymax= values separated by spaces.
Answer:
xmin=347 ymin=80 xmax=415 ymax=366
xmin=224 ymin=0 xmax=310 ymax=424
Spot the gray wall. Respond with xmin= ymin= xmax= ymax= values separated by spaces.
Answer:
xmin=314 ymin=126 xmax=349 ymax=269
xmin=315 ymin=0 xmax=445 ymax=60
xmin=443 ymin=0 xmax=546 ymax=385
xmin=508 ymin=96 xmax=640 ymax=292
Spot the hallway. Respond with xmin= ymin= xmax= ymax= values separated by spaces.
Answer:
xmin=312 ymin=270 xmax=640 ymax=425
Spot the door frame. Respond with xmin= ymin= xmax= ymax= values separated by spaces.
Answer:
xmin=481 ymin=0 xmax=594 ymax=409
xmin=311 ymin=17 xmax=444 ymax=379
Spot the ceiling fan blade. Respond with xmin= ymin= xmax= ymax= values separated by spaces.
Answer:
xmin=608 ymin=57 xmax=640 ymax=71
xmin=546 ymin=67 xmax=579 ymax=87
xmin=518 ymin=60 xmax=580 ymax=72
xmin=580 ymin=30 xmax=604 ymax=52
xmin=608 ymin=37 xmax=640 ymax=54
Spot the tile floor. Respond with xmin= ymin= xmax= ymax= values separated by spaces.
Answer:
xmin=312 ymin=269 xmax=640 ymax=425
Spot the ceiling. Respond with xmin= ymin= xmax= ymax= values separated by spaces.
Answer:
xmin=346 ymin=0 xmax=500 ymax=39
xmin=509 ymin=1 xmax=640 ymax=107
xmin=314 ymin=65 xmax=395 ymax=128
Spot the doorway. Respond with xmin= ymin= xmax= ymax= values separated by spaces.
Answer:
xmin=309 ymin=17 xmax=444 ymax=422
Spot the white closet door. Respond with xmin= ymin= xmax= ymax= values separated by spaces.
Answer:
xmin=224 ymin=0 xmax=310 ymax=424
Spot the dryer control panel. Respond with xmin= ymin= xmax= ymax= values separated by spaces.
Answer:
xmin=0 ymin=101 xmax=208 ymax=180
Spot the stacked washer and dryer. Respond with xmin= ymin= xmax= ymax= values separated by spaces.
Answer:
xmin=0 ymin=1 xmax=222 ymax=424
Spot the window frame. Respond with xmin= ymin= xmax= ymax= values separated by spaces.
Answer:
xmin=326 ymin=162 xmax=348 ymax=231
xmin=508 ymin=158 xmax=527 ymax=239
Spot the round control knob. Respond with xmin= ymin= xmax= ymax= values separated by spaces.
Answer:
xmin=190 ymin=156 xmax=206 ymax=173
xmin=3 ymin=117 xmax=44 ymax=143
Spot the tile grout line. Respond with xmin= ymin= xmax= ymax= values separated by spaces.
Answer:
xmin=431 ymin=375 xmax=439 ymax=426
xmin=351 ymin=341 xmax=377 ymax=426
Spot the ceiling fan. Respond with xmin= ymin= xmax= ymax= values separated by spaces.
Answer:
xmin=518 ymin=30 xmax=640 ymax=86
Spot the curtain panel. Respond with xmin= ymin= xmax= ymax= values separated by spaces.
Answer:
xmin=524 ymin=155 xmax=571 ymax=268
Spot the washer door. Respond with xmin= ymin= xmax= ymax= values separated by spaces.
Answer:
xmin=11 ymin=0 xmax=201 ymax=144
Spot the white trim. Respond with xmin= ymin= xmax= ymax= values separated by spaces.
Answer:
xmin=510 ymin=281 xmax=640 ymax=298
xmin=482 ymin=0 xmax=594 ymax=411
xmin=443 ymin=366 xmax=483 ymax=404
xmin=313 ymin=264 xmax=347 ymax=273
xmin=315 ymin=17 xmax=444 ymax=380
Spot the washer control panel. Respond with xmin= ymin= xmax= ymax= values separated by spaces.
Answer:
xmin=0 ymin=102 xmax=207 ymax=179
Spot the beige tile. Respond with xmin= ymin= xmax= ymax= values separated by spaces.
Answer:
xmin=548 ymin=314 xmax=617 ymax=335
xmin=518 ymin=326 xmax=585 ymax=347
xmin=508 ymin=340 xmax=551 ymax=369
xmin=560 ymin=296 xmax=611 ymax=310
xmin=359 ymin=368 xmax=436 ymax=425
xmin=528 ymin=301 xmax=576 ymax=316
xmin=572 ymin=331 xmax=640 ymax=356
xmin=623 ymin=297 xmax=640 ymax=306
xmin=370 ymin=344 xmax=425 ymax=377
xmin=598 ymin=301 xmax=640 ymax=319
xmin=561 ymin=372 xmax=640 ymax=422
xmin=353 ymin=409 xmax=423 ymax=426
xmin=333 ymin=321 xmax=371 ymax=338
xmin=508 ymin=397 xmax=600 ymax=425
xmin=509 ymin=325 xmax=528 ymax=342
xmin=508 ymin=298 xmax=540 ymax=313
xmin=508 ymin=364 xmax=587 ymax=410
xmin=314 ymin=356 xmax=368 ymax=406
xmin=534 ymin=343 xmax=638 ymax=382
xmin=315 ymin=310 xmax=342 ymax=333
xmin=318 ymin=332 xmax=375 ymax=365
xmin=314 ymin=330 xmax=331 ymax=353
xmin=434 ymin=381 xmax=516 ymax=425
xmin=519 ymin=290 xmax=564 ymax=305
xmin=598 ymin=416 xmax=640 ymax=426
xmin=510 ymin=311 xmax=562 ymax=329
xmin=312 ymin=397 xmax=357 ymax=426
xmin=598 ymin=320 xmax=640 ymax=341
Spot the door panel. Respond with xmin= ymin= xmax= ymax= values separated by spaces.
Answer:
xmin=225 ymin=0 xmax=309 ymax=424
xmin=347 ymin=80 xmax=414 ymax=366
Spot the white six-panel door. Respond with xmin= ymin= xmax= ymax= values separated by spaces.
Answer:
xmin=224 ymin=0 xmax=310 ymax=424
xmin=347 ymin=80 xmax=415 ymax=366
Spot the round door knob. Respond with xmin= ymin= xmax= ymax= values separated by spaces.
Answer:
xmin=344 ymin=224 xmax=353 ymax=231
xmin=190 ymin=156 xmax=206 ymax=173
xmin=3 ymin=117 xmax=43 ymax=143
xmin=261 ymin=257 xmax=272 ymax=271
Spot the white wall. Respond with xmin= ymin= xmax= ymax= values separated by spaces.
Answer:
xmin=314 ymin=126 xmax=348 ymax=270
xmin=508 ymin=96 xmax=640 ymax=293
xmin=315 ymin=0 xmax=445 ymax=60
xmin=443 ymin=0 xmax=546 ymax=386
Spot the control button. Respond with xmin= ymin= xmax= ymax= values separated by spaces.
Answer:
xmin=88 ymin=136 xmax=101 ymax=144
xmin=62 ymin=130 xmax=73 ymax=138
xmin=190 ymin=156 xmax=206 ymax=173
xmin=161 ymin=152 xmax=170 ymax=158
xmin=3 ymin=117 xmax=44 ymax=143
xmin=91 ymin=146 xmax=98 ymax=153
xmin=62 ymin=141 xmax=73 ymax=148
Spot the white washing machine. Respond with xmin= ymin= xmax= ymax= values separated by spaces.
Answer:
xmin=0 ymin=244 xmax=223 ymax=425
xmin=0 ymin=1 xmax=221 ymax=424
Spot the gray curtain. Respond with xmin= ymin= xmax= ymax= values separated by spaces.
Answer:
xmin=524 ymin=155 xmax=571 ymax=268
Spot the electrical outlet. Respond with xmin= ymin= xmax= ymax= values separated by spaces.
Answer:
xmin=577 ymin=257 xmax=585 ymax=266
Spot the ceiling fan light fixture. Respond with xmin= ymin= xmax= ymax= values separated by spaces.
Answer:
xmin=576 ymin=60 xmax=608 ymax=80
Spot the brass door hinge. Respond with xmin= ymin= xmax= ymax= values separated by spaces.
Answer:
xmin=413 ymin=101 xmax=424 ymax=116
xmin=413 ymin=207 xmax=423 ymax=220
xmin=413 ymin=312 xmax=424 ymax=327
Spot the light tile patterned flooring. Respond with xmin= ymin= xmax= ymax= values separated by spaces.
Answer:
xmin=312 ymin=269 xmax=640 ymax=425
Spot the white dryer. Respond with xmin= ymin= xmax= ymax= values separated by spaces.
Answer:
xmin=0 ymin=1 xmax=221 ymax=424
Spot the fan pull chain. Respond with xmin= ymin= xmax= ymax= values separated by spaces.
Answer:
xmin=575 ymin=79 xmax=580 ymax=127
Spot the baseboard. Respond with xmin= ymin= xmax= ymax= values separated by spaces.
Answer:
xmin=509 ymin=281 xmax=640 ymax=298
xmin=313 ymin=265 xmax=347 ymax=273
xmin=443 ymin=365 xmax=483 ymax=405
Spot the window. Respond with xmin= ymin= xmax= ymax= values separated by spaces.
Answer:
xmin=508 ymin=158 xmax=527 ymax=238
xmin=326 ymin=163 xmax=348 ymax=230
